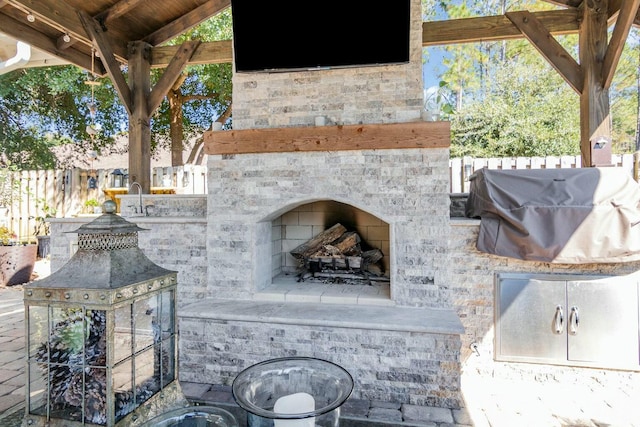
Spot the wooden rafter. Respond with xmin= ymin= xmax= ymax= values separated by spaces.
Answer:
xmin=543 ymin=0 xmax=581 ymax=7
xmin=78 ymin=10 xmax=132 ymax=115
xmin=144 ymin=0 xmax=230 ymax=46
xmin=148 ymin=40 xmax=200 ymax=113
xmin=0 ymin=12 xmax=98 ymax=72
xmin=95 ymin=0 xmax=146 ymax=25
xmin=602 ymin=0 xmax=640 ymax=88
xmin=7 ymin=0 xmax=128 ymax=61
xmin=506 ymin=11 xmax=583 ymax=94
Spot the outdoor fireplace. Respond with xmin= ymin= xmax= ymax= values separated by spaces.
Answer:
xmin=179 ymin=0 xmax=465 ymax=411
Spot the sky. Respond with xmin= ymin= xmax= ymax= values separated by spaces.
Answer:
xmin=423 ymin=47 xmax=449 ymax=90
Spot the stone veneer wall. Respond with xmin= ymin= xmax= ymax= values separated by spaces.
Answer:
xmin=179 ymin=311 xmax=463 ymax=408
xmin=206 ymin=148 xmax=451 ymax=305
xmin=451 ymin=218 xmax=640 ymax=384
xmin=48 ymin=195 xmax=208 ymax=309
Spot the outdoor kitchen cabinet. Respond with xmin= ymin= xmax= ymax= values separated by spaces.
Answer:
xmin=495 ymin=273 xmax=640 ymax=370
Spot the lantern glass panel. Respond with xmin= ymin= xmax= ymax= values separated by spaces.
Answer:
xmin=28 ymin=362 xmax=46 ymax=414
xmin=159 ymin=290 xmax=175 ymax=340
xmin=135 ymin=347 xmax=160 ymax=398
xmin=158 ymin=336 xmax=176 ymax=387
xmin=113 ymin=357 xmax=134 ymax=422
xmin=114 ymin=304 xmax=133 ymax=363
xmin=28 ymin=305 xmax=48 ymax=358
xmin=134 ymin=294 xmax=158 ymax=353
xmin=27 ymin=305 xmax=109 ymax=424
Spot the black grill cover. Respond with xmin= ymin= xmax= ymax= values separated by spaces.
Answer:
xmin=465 ymin=167 xmax=640 ymax=263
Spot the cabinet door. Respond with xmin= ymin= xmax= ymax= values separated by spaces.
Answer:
xmin=496 ymin=276 xmax=567 ymax=362
xmin=567 ymin=276 xmax=639 ymax=368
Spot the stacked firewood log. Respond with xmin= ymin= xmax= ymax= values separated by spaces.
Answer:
xmin=290 ymin=223 xmax=387 ymax=284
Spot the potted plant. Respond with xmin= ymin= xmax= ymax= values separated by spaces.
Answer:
xmin=34 ymin=199 xmax=56 ymax=259
xmin=0 ymin=225 xmax=37 ymax=286
xmin=84 ymin=198 xmax=101 ymax=214
xmin=0 ymin=165 xmax=38 ymax=286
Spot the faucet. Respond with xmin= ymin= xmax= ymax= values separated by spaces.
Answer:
xmin=129 ymin=182 xmax=143 ymax=215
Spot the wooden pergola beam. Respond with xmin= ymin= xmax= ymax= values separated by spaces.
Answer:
xmin=579 ymin=0 xmax=611 ymax=167
xmin=0 ymin=13 xmax=98 ymax=72
xmin=127 ymin=41 xmax=152 ymax=193
xmin=95 ymin=0 xmax=146 ymax=25
xmin=148 ymin=40 xmax=200 ymax=113
xmin=78 ymin=10 xmax=132 ymax=115
xmin=602 ymin=0 xmax=640 ymax=89
xmin=422 ymin=9 xmax=579 ymax=46
xmin=150 ymin=40 xmax=232 ymax=67
xmin=506 ymin=11 xmax=583 ymax=94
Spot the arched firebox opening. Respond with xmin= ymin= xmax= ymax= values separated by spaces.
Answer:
xmin=254 ymin=200 xmax=392 ymax=304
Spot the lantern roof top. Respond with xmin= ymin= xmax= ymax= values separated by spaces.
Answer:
xmin=25 ymin=200 xmax=176 ymax=293
xmin=70 ymin=200 xmax=146 ymax=235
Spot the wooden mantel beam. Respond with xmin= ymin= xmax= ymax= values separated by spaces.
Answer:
xmin=204 ymin=122 xmax=451 ymax=156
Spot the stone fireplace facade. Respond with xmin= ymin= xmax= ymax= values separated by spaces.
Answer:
xmin=205 ymin=147 xmax=452 ymax=306
xmin=177 ymin=0 xmax=465 ymax=411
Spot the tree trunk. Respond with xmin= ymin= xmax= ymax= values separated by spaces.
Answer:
xmin=168 ymin=89 xmax=184 ymax=167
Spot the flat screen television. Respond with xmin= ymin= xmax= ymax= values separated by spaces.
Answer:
xmin=230 ymin=0 xmax=411 ymax=73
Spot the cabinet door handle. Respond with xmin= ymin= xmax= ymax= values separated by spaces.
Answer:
xmin=554 ymin=305 xmax=564 ymax=334
xmin=569 ymin=306 xmax=579 ymax=335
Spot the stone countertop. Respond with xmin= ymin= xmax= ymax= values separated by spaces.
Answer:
xmin=48 ymin=216 xmax=206 ymax=224
xmin=182 ymin=299 xmax=465 ymax=335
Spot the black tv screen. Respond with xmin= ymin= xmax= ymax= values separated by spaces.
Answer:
xmin=230 ymin=0 xmax=411 ymax=73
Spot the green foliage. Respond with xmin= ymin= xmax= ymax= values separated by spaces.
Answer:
xmin=0 ymin=11 xmax=233 ymax=170
xmin=435 ymin=0 xmax=639 ymax=158
xmin=33 ymin=198 xmax=57 ymax=236
xmin=0 ymin=163 xmax=20 ymax=207
xmin=0 ymin=226 xmax=15 ymax=245
xmin=0 ymin=65 xmax=126 ymax=170
xmin=450 ymin=60 xmax=580 ymax=158
xmin=151 ymin=11 xmax=234 ymax=152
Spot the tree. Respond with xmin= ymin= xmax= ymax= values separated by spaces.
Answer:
xmin=151 ymin=10 xmax=234 ymax=166
xmin=451 ymin=59 xmax=580 ymax=158
xmin=435 ymin=0 xmax=639 ymax=158
xmin=0 ymin=66 xmax=126 ymax=169
xmin=0 ymin=12 xmax=233 ymax=170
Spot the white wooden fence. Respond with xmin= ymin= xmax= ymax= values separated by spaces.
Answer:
xmin=449 ymin=154 xmax=637 ymax=193
xmin=1 ymin=165 xmax=207 ymax=242
xmin=2 ymin=154 xmax=637 ymax=241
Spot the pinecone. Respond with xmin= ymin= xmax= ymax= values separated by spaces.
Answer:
xmin=84 ymin=372 xmax=107 ymax=425
xmin=33 ymin=308 xmax=109 ymax=420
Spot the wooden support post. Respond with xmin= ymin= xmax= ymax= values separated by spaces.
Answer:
xmin=579 ymin=0 xmax=612 ymax=167
xmin=128 ymin=41 xmax=152 ymax=193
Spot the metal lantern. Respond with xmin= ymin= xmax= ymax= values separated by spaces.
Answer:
xmin=23 ymin=200 xmax=183 ymax=426
xmin=88 ymin=176 xmax=98 ymax=189
xmin=110 ymin=169 xmax=125 ymax=188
